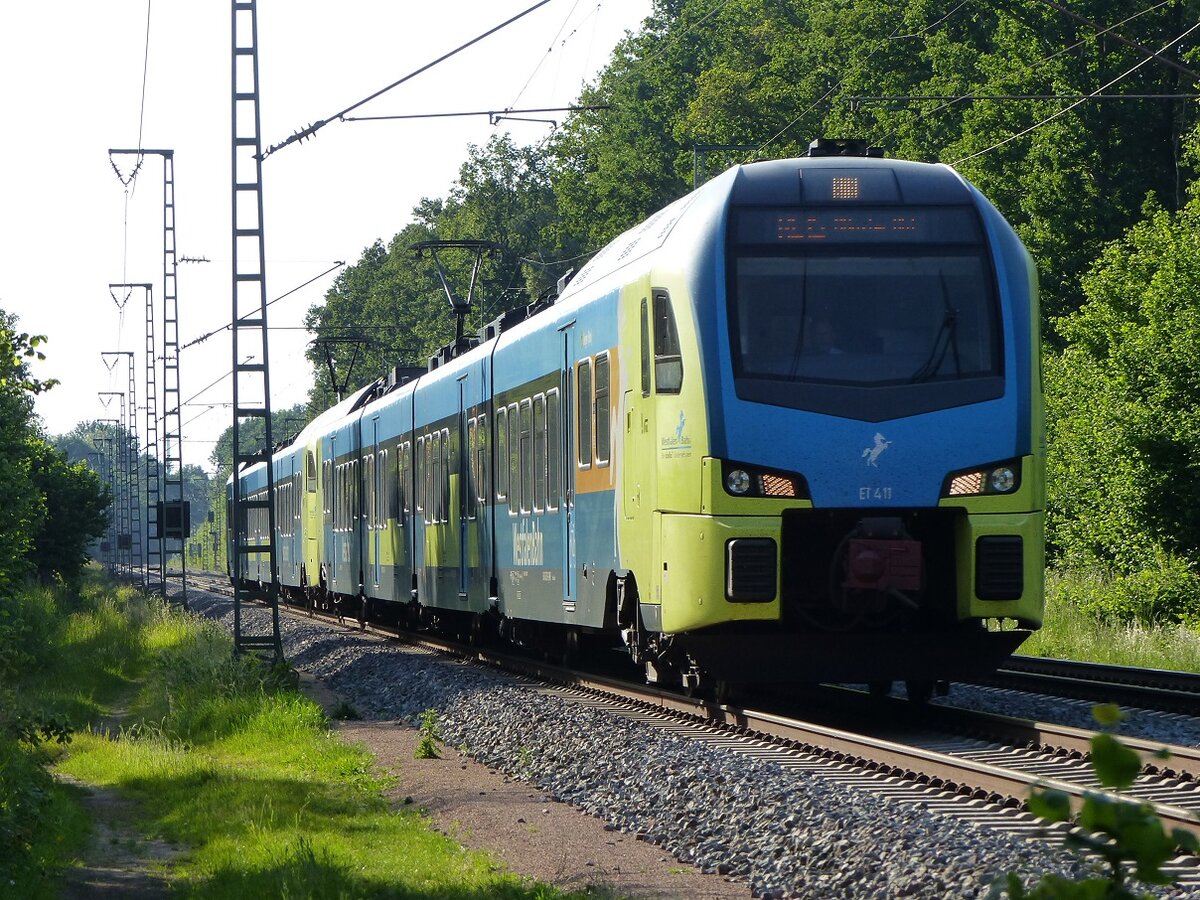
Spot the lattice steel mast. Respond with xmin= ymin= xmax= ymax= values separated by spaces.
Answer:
xmin=110 ymin=149 xmax=190 ymax=606
xmin=230 ymin=0 xmax=282 ymax=658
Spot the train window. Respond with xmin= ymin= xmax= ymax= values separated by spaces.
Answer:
xmin=654 ymin=290 xmax=683 ymax=394
xmin=520 ymin=399 xmax=532 ymax=514
xmin=306 ymin=452 xmax=317 ymax=492
xmin=508 ymin=403 xmax=520 ymax=515
xmin=436 ymin=432 xmax=446 ymax=525
xmin=727 ymin=222 xmax=1003 ymax=419
xmin=415 ymin=437 xmax=424 ymax=513
xmin=640 ymin=298 xmax=651 ymax=397
xmin=366 ymin=454 xmax=375 ymax=530
xmin=547 ymin=389 xmax=560 ymax=511
xmin=467 ymin=418 xmax=478 ymax=520
xmin=352 ymin=460 xmax=360 ymax=528
xmin=427 ymin=434 xmax=436 ymax=518
xmin=334 ymin=464 xmax=342 ymax=531
xmin=380 ymin=449 xmax=392 ymax=522
xmin=441 ymin=428 xmax=450 ymax=523
xmin=477 ymin=413 xmax=488 ymax=505
xmin=533 ymin=395 xmax=546 ymax=512
xmin=577 ymin=359 xmax=592 ymax=469
xmin=594 ymin=353 xmax=610 ymax=466
xmin=398 ymin=443 xmax=408 ymax=522
xmin=496 ymin=407 xmax=508 ymax=501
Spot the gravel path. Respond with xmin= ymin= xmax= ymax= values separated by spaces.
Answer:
xmin=190 ymin=593 xmax=1197 ymax=899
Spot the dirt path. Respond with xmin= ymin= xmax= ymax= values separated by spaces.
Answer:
xmin=57 ymin=773 xmax=183 ymax=900
xmin=303 ymin=674 xmax=752 ymax=899
xmin=57 ymin=699 xmax=184 ymax=899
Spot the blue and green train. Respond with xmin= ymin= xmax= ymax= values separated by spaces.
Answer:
xmin=231 ymin=143 xmax=1044 ymax=694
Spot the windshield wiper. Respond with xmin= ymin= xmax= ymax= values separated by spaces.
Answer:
xmin=909 ymin=272 xmax=961 ymax=383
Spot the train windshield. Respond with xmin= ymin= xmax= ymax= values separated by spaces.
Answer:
xmin=728 ymin=206 xmax=1004 ymax=420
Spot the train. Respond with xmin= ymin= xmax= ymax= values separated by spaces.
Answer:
xmin=229 ymin=140 xmax=1044 ymax=699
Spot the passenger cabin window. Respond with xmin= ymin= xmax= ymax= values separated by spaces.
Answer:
xmin=496 ymin=407 xmax=508 ymax=501
xmin=519 ymin=399 xmax=532 ymax=513
xmin=533 ymin=395 xmax=546 ymax=512
xmin=467 ymin=418 xmax=478 ymax=520
xmin=654 ymin=290 xmax=683 ymax=393
xmin=476 ymin=413 xmax=488 ymax=505
xmin=547 ymin=389 xmax=561 ymax=510
xmin=577 ymin=359 xmax=592 ymax=468
xmin=594 ymin=353 xmax=610 ymax=466
xmin=398 ymin=442 xmax=409 ymax=521
xmin=508 ymin=403 xmax=520 ymax=514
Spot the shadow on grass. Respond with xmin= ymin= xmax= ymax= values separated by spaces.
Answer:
xmin=103 ymin=767 xmax=564 ymax=899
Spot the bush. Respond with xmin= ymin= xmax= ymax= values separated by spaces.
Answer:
xmin=1055 ymin=554 xmax=1200 ymax=626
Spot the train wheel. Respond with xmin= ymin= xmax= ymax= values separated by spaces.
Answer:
xmin=560 ymin=628 xmax=580 ymax=667
xmin=714 ymin=680 xmax=740 ymax=705
xmin=469 ymin=613 xmax=489 ymax=648
xmin=904 ymin=680 xmax=934 ymax=704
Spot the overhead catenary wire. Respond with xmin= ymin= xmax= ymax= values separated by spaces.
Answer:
xmin=1025 ymin=0 xmax=1200 ymax=81
xmin=866 ymin=0 xmax=1178 ymax=150
xmin=180 ymin=261 xmax=346 ymax=350
xmin=262 ymin=0 xmax=557 ymax=159
xmin=952 ymin=18 xmax=1200 ymax=166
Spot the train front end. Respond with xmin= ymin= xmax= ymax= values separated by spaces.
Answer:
xmin=663 ymin=151 xmax=1043 ymax=686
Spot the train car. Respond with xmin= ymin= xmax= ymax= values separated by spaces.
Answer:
xmin=231 ymin=142 xmax=1043 ymax=696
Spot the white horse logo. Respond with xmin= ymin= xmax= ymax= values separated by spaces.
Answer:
xmin=862 ymin=433 xmax=891 ymax=467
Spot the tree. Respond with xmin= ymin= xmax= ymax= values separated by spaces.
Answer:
xmin=26 ymin=439 xmax=109 ymax=586
xmin=1046 ymin=137 xmax=1200 ymax=576
xmin=0 ymin=310 xmax=53 ymax=596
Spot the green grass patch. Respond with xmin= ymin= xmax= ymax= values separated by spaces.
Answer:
xmin=49 ymin=582 xmax=587 ymax=898
xmin=1018 ymin=569 xmax=1200 ymax=670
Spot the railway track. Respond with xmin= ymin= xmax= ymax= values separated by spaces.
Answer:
xmin=184 ymin=573 xmax=1200 ymax=885
xmin=985 ymin=656 xmax=1200 ymax=717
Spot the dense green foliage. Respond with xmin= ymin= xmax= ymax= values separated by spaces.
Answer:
xmin=1044 ymin=131 xmax=1200 ymax=614
xmin=27 ymin=439 xmax=109 ymax=586
xmin=0 ymin=582 xmax=91 ymax=894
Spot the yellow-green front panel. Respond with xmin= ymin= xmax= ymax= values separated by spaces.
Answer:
xmin=657 ymin=512 xmax=781 ymax=632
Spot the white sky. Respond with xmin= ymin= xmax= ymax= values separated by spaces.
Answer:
xmin=0 ymin=1 xmax=651 ymax=472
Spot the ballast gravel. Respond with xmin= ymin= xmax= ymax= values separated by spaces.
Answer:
xmin=187 ymin=593 xmax=1191 ymax=899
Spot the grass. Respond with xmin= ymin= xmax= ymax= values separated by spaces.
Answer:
xmin=1017 ymin=570 xmax=1200 ymax=671
xmin=28 ymin=576 xmax=595 ymax=898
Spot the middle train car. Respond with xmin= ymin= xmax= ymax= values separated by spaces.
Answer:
xmin=231 ymin=149 xmax=1045 ymax=690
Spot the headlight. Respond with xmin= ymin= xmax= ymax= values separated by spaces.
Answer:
xmin=720 ymin=461 xmax=810 ymax=499
xmin=988 ymin=467 xmax=1016 ymax=493
xmin=726 ymin=469 xmax=751 ymax=495
xmin=943 ymin=460 xmax=1022 ymax=497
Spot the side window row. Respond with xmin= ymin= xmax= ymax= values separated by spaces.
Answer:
xmin=495 ymin=390 xmax=562 ymax=515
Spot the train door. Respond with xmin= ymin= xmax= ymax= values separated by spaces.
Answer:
xmin=286 ymin=454 xmax=299 ymax=584
xmin=560 ymin=325 xmax=577 ymax=603
xmin=327 ymin=433 xmax=337 ymax=590
xmin=371 ymin=417 xmax=382 ymax=590
xmin=623 ymin=296 xmax=655 ymax=521
xmin=457 ymin=377 xmax=469 ymax=600
xmin=303 ymin=445 xmax=319 ymax=585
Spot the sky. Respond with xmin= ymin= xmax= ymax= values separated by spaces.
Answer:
xmin=0 ymin=0 xmax=651 ymax=473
